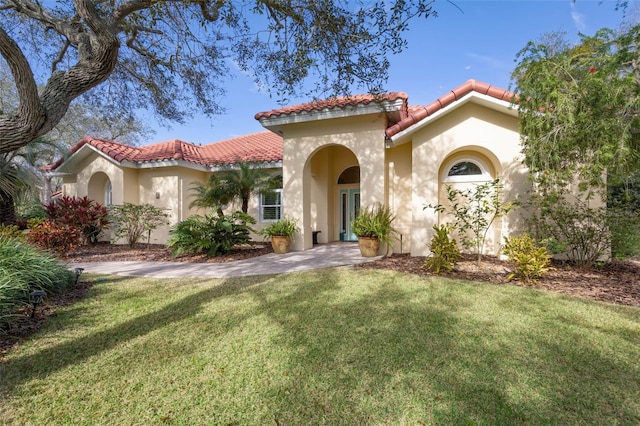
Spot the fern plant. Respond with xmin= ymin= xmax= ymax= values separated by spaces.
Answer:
xmin=167 ymin=212 xmax=255 ymax=258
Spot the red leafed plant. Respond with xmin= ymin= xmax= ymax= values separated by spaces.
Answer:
xmin=26 ymin=220 xmax=82 ymax=255
xmin=45 ymin=196 xmax=110 ymax=245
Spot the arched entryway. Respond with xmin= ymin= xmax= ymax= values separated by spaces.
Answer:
xmin=304 ymin=145 xmax=360 ymax=244
xmin=87 ymin=172 xmax=112 ymax=205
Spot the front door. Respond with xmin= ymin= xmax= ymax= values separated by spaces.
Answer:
xmin=339 ymin=189 xmax=360 ymax=241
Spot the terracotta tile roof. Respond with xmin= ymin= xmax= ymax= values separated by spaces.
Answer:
xmin=49 ymin=131 xmax=283 ymax=171
xmin=385 ymin=80 xmax=516 ymax=138
xmin=200 ymin=131 xmax=282 ymax=165
xmin=255 ymin=92 xmax=409 ymax=120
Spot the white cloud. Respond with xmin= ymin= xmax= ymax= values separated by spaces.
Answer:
xmin=571 ymin=3 xmax=586 ymax=31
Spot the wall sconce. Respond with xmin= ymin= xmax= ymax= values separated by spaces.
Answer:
xmin=30 ymin=289 xmax=45 ymax=318
xmin=74 ymin=267 xmax=84 ymax=285
xmin=155 ymin=192 xmax=160 ymax=199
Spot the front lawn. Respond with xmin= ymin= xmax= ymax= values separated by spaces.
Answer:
xmin=1 ymin=268 xmax=638 ymax=424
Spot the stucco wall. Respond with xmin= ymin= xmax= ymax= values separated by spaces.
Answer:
xmin=281 ymin=114 xmax=388 ymax=251
xmin=385 ymin=142 xmax=413 ymax=254
xmin=411 ymin=103 xmax=526 ymax=256
xmin=410 ymin=102 xmax=527 ymax=257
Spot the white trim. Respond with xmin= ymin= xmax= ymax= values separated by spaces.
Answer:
xmin=259 ymin=189 xmax=283 ymax=222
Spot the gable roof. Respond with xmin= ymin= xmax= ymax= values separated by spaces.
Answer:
xmin=47 ymin=131 xmax=283 ymax=172
xmin=385 ymin=80 xmax=516 ymax=139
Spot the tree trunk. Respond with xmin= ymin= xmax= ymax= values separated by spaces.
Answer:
xmin=0 ymin=16 xmax=120 ymax=154
xmin=0 ymin=193 xmax=17 ymax=225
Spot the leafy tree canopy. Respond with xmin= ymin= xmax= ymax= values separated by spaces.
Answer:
xmin=512 ymin=24 xmax=640 ymax=191
xmin=0 ymin=62 xmax=153 ymax=147
xmin=0 ymin=0 xmax=436 ymax=154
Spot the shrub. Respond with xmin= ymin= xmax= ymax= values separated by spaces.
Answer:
xmin=45 ymin=195 xmax=110 ymax=244
xmin=26 ymin=220 xmax=82 ymax=256
xmin=423 ymin=224 xmax=460 ymax=273
xmin=502 ymin=233 xmax=552 ymax=283
xmin=109 ymin=203 xmax=170 ymax=248
xmin=259 ymin=217 xmax=298 ymax=239
xmin=525 ymin=191 xmax=610 ymax=267
xmin=0 ymin=224 xmax=24 ymax=241
xmin=167 ymin=212 xmax=256 ymax=258
xmin=0 ymin=237 xmax=74 ymax=330
xmin=608 ymin=207 xmax=640 ymax=260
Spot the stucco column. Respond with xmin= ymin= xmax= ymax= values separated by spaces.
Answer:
xmin=283 ymin=139 xmax=310 ymax=251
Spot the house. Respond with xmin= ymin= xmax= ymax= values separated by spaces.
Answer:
xmin=49 ymin=80 xmax=529 ymax=256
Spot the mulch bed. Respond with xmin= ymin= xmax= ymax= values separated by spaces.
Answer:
xmin=358 ymin=253 xmax=640 ymax=307
xmin=65 ymin=241 xmax=274 ymax=263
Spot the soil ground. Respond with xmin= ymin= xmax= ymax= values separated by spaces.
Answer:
xmin=2 ymin=243 xmax=638 ymax=359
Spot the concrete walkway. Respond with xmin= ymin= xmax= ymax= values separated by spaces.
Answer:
xmin=69 ymin=242 xmax=381 ymax=279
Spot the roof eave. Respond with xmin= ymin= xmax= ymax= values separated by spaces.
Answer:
xmin=259 ymin=99 xmax=405 ymax=134
xmin=208 ymin=160 xmax=283 ymax=172
xmin=386 ymin=93 xmax=519 ymax=148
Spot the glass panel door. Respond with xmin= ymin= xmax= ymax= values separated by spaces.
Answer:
xmin=339 ymin=189 xmax=360 ymax=241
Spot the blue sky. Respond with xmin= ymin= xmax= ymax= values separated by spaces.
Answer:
xmin=148 ymin=0 xmax=632 ymax=145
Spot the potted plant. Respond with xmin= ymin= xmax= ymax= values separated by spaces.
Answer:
xmin=259 ymin=217 xmax=298 ymax=254
xmin=351 ymin=203 xmax=397 ymax=257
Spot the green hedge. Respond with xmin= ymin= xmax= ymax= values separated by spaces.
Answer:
xmin=0 ymin=237 xmax=75 ymax=330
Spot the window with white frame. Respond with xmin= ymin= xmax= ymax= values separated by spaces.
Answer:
xmin=104 ymin=179 xmax=113 ymax=206
xmin=260 ymin=189 xmax=282 ymax=221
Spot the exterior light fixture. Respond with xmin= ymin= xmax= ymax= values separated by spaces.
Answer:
xmin=29 ymin=289 xmax=46 ymax=319
xmin=74 ymin=267 xmax=84 ymax=285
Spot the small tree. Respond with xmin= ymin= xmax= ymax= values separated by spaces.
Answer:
xmin=190 ymin=163 xmax=281 ymax=216
xmin=427 ymin=179 xmax=516 ymax=262
xmin=109 ymin=203 xmax=170 ymax=249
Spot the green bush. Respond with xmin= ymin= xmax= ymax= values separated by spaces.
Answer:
xmin=608 ymin=208 xmax=640 ymax=260
xmin=0 ymin=224 xmax=24 ymax=241
xmin=259 ymin=217 xmax=298 ymax=239
xmin=26 ymin=220 xmax=82 ymax=256
xmin=109 ymin=203 xmax=170 ymax=248
xmin=502 ymin=233 xmax=552 ymax=283
xmin=524 ymin=190 xmax=610 ymax=267
xmin=0 ymin=237 xmax=75 ymax=330
xmin=423 ymin=224 xmax=460 ymax=273
xmin=167 ymin=212 xmax=256 ymax=258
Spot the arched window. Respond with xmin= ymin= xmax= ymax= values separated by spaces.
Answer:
xmin=448 ymin=161 xmax=482 ymax=176
xmin=337 ymin=166 xmax=360 ymax=184
xmin=442 ymin=157 xmax=492 ymax=183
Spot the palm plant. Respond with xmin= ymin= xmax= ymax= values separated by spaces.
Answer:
xmin=190 ymin=162 xmax=281 ymax=216
xmin=0 ymin=137 xmax=62 ymax=225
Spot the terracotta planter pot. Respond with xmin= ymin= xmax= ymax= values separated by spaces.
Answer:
xmin=271 ymin=235 xmax=292 ymax=254
xmin=358 ymin=236 xmax=380 ymax=257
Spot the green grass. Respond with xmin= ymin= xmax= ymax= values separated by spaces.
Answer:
xmin=1 ymin=268 xmax=639 ymax=425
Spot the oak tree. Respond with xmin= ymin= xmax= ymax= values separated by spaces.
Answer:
xmin=0 ymin=0 xmax=436 ymax=154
